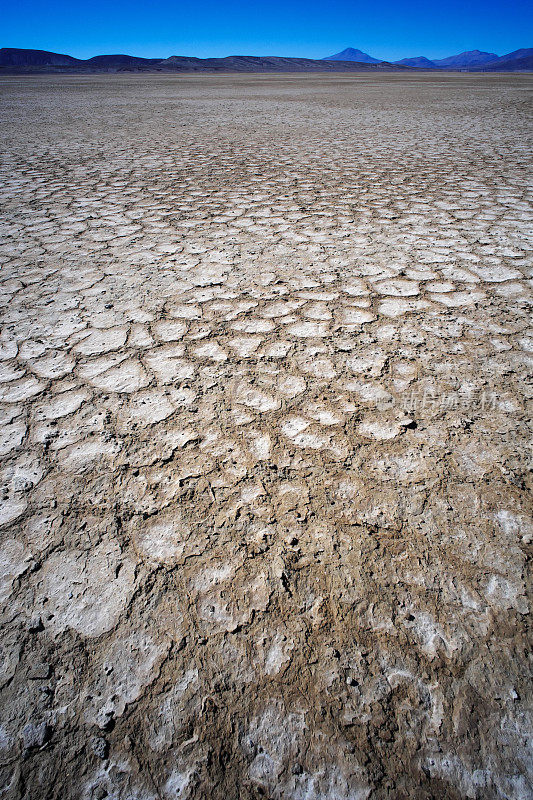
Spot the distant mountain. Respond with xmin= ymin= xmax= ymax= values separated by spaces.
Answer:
xmin=84 ymin=54 xmax=162 ymax=68
xmin=323 ymin=46 xmax=533 ymax=70
xmin=0 ymin=48 xmax=81 ymax=66
xmin=433 ymin=50 xmax=498 ymax=67
xmin=0 ymin=48 xmax=407 ymax=74
xmin=0 ymin=48 xmax=161 ymax=70
xmin=394 ymin=56 xmax=436 ymax=68
xmin=1 ymin=46 xmax=531 ymax=74
xmin=322 ymin=47 xmax=382 ymax=64
xmin=159 ymin=55 xmax=403 ymax=72
xmin=498 ymin=47 xmax=533 ymax=60
xmin=385 ymin=47 xmax=533 ymax=71
xmin=470 ymin=48 xmax=533 ymax=71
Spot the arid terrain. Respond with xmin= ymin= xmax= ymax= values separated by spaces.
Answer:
xmin=0 ymin=73 xmax=531 ymax=800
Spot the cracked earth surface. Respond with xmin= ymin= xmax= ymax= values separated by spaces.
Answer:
xmin=0 ymin=73 xmax=532 ymax=799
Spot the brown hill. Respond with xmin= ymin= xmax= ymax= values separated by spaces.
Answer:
xmin=0 ymin=48 xmax=407 ymax=74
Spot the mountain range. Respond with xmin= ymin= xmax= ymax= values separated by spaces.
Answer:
xmin=1 ymin=47 xmax=531 ymax=73
xmin=324 ymin=47 xmax=533 ymax=70
xmin=0 ymin=49 xmax=405 ymax=73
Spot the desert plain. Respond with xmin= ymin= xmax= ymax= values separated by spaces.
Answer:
xmin=0 ymin=72 xmax=531 ymax=799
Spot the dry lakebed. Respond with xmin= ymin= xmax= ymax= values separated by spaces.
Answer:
xmin=0 ymin=72 xmax=531 ymax=799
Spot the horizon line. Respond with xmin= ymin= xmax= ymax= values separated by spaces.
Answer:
xmin=3 ymin=45 xmax=526 ymax=60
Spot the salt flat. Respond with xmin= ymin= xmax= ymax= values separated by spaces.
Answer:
xmin=0 ymin=73 xmax=532 ymax=800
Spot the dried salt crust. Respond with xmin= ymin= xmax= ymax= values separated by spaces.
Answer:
xmin=0 ymin=73 xmax=531 ymax=800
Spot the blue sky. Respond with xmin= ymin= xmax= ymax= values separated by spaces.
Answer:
xmin=3 ymin=0 xmax=532 ymax=60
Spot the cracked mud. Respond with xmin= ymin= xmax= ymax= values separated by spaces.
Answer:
xmin=0 ymin=73 xmax=531 ymax=799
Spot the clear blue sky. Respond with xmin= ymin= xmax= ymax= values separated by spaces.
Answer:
xmin=3 ymin=0 xmax=532 ymax=60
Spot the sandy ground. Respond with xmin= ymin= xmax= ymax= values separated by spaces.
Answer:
xmin=0 ymin=73 xmax=531 ymax=800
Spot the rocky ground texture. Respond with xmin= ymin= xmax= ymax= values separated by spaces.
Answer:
xmin=0 ymin=73 xmax=532 ymax=799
